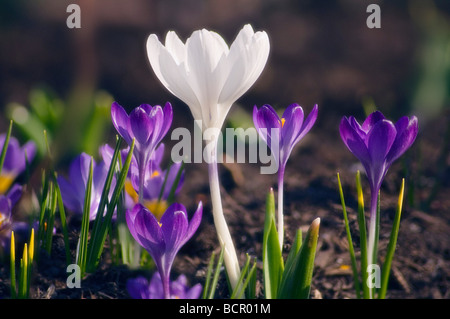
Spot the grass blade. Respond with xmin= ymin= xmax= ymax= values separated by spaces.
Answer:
xmin=20 ymin=244 xmax=28 ymax=298
xmin=44 ymin=182 xmax=57 ymax=254
xmin=379 ymin=179 xmax=405 ymax=299
xmin=202 ymin=250 xmax=216 ymax=299
xmin=231 ymin=254 xmax=254 ymax=299
xmin=77 ymin=157 xmax=93 ymax=277
xmin=54 ymin=172 xmax=72 ymax=265
xmin=203 ymin=247 xmax=225 ymax=299
xmin=166 ymin=161 xmax=184 ymax=204
xmin=245 ymin=258 xmax=258 ymax=299
xmin=90 ymin=136 xmax=122 ymax=246
xmin=337 ymin=172 xmax=361 ymax=298
xmin=87 ymin=138 xmax=135 ymax=271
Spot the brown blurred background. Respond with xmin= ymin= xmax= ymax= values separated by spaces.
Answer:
xmin=0 ymin=0 xmax=449 ymax=165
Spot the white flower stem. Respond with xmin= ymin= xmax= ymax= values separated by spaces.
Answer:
xmin=207 ymin=136 xmax=241 ymax=291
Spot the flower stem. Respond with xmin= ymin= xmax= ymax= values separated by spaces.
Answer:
xmin=367 ymin=189 xmax=379 ymax=298
xmin=277 ymin=168 xmax=285 ymax=251
xmin=138 ymin=161 xmax=146 ymax=205
xmin=161 ymin=272 xmax=171 ymax=299
xmin=207 ymin=137 xmax=241 ymax=291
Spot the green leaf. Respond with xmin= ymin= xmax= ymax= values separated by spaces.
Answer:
xmin=356 ymin=171 xmax=370 ymax=299
xmin=283 ymin=229 xmax=302 ymax=278
xmin=54 ymin=172 xmax=72 ymax=266
xmin=231 ymin=254 xmax=257 ymax=299
xmin=86 ymin=138 xmax=135 ymax=272
xmin=278 ymin=218 xmax=320 ymax=299
xmin=379 ymin=179 xmax=405 ymax=299
xmin=44 ymin=182 xmax=57 ymax=254
xmin=337 ymin=172 xmax=361 ymax=298
xmin=166 ymin=161 xmax=185 ymax=204
xmin=202 ymin=250 xmax=216 ymax=299
xmin=0 ymin=120 xmax=13 ymax=175
xmin=203 ymin=247 xmax=225 ymax=299
xmin=262 ymin=188 xmax=283 ymax=299
xmin=77 ymin=157 xmax=93 ymax=277
xmin=90 ymin=136 xmax=122 ymax=240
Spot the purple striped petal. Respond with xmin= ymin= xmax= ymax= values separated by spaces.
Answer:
xmin=160 ymin=203 xmax=189 ymax=251
xmin=361 ymin=110 xmax=385 ymax=132
xmin=186 ymin=201 xmax=203 ymax=242
xmin=125 ymin=204 xmax=141 ymax=245
xmin=339 ymin=117 xmax=371 ymax=164
xmin=134 ymin=204 xmax=164 ymax=248
xmin=111 ymin=102 xmax=132 ymax=145
xmin=292 ymin=104 xmax=318 ymax=146
xmin=366 ymin=119 xmax=396 ymax=191
xmin=280 ymin=104 xmax=304 ymax=159
xmin=149 ymin=105 xmax=165 ymax=148
xmin=159 ymin=102 xmax=173 ymax=142
xmin=57 ymin=176 xmax=83 ymax=214
xmin=386 ymin=116 xmax=418 ymax=165
xmin=349 ymin=116 xmax=366 ymax=140
xmin=253 ymin=104 xmax=281 ymax=153
xmin=367 ymin=119 xmax=397 ymax=166
xmin=6 ymin=184 xmax=22 ymax=207
xmin=130 ymin=107 xmax=153 ymax=146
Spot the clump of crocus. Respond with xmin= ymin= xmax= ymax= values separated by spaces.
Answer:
xmin=111 ymin=102 xmax=173 ymax=204
xmin=127 ymin=272 xmax=202 ymax=299
xmin=339 ymin=110 xmax=418 ymax=298
xmin=100 ymin=142 xmax=184 ymax=220
xmin=127 ymin=144 xmax=184 ymax=220
xmin=253 ymin=103 xmax=318 ymax=249
xmin=0 ymin=134 xmax=36 ymax=195
xmin=126 ymin=202 xmax=202 ymax=299
xmin=57 ymin=152 xmax=111 ymax=220
xmin=146 ymin=24 xmax=270 ymax=290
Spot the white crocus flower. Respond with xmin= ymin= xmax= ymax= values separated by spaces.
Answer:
xmin=146 ymin=24 xmax=270 ymax=131
xmin=146 ymin=24 xmax=270 ymax=291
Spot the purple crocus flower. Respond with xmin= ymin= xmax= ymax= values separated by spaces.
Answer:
xmin=126 ymin=201 xmax=202 ymax=299
xmin=57 ymin=152 xmax=111 ymax=220
xmin=0 ymin=134 xmax=36 ymax=195
xmin=0 ymin=183 xmax=23 ymax=251
xmin=253 ymin=103 xmax=318 ymax=172
xmin=111 ymin=102 xmax=173 ymax=202
xmin=339 ymin=110 xmax=418 ymax=269
xmin=127 ymin=272 xmax=202 ymax=299
xmin=340 ymin=111 xmax=418 ymax=201
xmin=253 ymin=103 xmax=318 ymax=249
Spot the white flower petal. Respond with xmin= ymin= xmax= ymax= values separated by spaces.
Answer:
xmin=219 ymin=29 xmax=270 ymax=106
xmin=147 ymin=34 xmax=202 ymax=121
xmin=185 ymin=29 xmax=229 ymax=126
xmin=146 ymin=24 xmax=270 ymax=131
xmin=164 ymin=31 xmax=187 ymax=65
